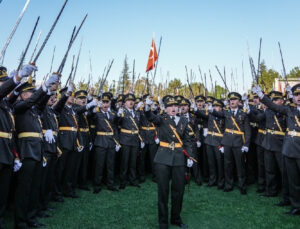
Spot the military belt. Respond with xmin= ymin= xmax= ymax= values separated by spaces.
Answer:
xmin=79 ymin=128 xmax=89 ymax=132
xmin=141 ymin=126 xmax=155 ymax=131
xmin=90 ymin=125 xmax=96 ymax=129
xmin=258 ymin=129 xmax=266 ymax=135
xmin=288 ymin=130 xmax=300 ymax=137
xmin=266 ymin=129 xmax=285 ymax=136
xmin=0 ymin=131 xmax=13 ymax=139
xmin=160 ymin=141 xmax=181 ymax=150
xmin=59 ymin=127 xmax=78 ymax=132
xmin=225 ymin=128 xmax=244 ymax=135
xmin=120 ymin=129 xmax=138 ymax=134
xmin=97 ymin=132 xmax=114 ymax=136
xmin=42 ymin=129 xmax=58 ymax=136
xmin=18 ymin=132 xmax=43 ymax=139
xmin=207 ymin=131 xmax=223 ymax=137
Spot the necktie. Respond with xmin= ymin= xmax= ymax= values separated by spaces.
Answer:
xmin=105 ymin=112 xmax=109 ymax=119
xmin=131 ymin=111 xmax=135 ymax=118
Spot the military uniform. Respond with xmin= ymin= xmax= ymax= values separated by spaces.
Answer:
xmin=14 ymin=84 xmax=49 ymax=228
xmin=260 ymin=87 xmax=300 ymax=214
xmin=195 ymin=99 xmax=225 ymax=188
xmin=211 ymin=92 xmax=251 ymax=194
xmin=0 ymin=69 xmax=19 ymax=228
xmin=93 ymin=93 xmax=119 ymax=192
xmin=138 ymin=96 xmax=159 ymax=182
xmin=145 ymin=96 xmax=192 ymax=229
xmin=118 ymin=93 xmax=142 ymax=188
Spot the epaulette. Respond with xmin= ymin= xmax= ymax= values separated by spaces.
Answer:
xmin=289 ymin=103 xmax=297 ymax=108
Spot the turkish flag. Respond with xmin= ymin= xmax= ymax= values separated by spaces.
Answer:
xmin=146 ymin=38 xmax=158 ymax=72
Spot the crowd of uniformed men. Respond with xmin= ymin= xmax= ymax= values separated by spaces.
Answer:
xmin=0 ymin=63 xmax=299 ymax=229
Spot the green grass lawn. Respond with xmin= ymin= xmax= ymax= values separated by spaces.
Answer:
xmin=5 ymin=180 xmax=300 ymax=229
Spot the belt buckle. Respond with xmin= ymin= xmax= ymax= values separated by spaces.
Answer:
xmin=270 ymin=130 xmax=275 ymax=135
xmin=291 ymin=130 xmax=296 ymax=137
xmin=106 ymin=132 xmax=110 ymax=136
xmin=230 ymin=129 xmax=234 ymax=134
xmin=212 ymin=131 xmax=215 ymax=136
xmin=72 ymin=127 xmax=75 ymax=131
xmin=169 ymin=141 xmax=175 ymax=150
xmin=263 ymin=130 xmax=266 ymax=135
xmin=8 ymin=133 xmax=12 ymax=139
xmin=131 ymin=130 xmax=135 ymax=134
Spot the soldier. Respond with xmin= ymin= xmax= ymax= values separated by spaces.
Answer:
xmin=138 ymin=94 xmax=159 ymax=183
xmin=144 ymin=96 xmax=192 ymax=229
xmin=93 ymin=92 xmax=120 ymax=193
xmin=14 ymin=71 xmax=59 ymax=229
xmin=210 ymin=92 xmax=251 ymax=194
xmin=249 ymin=91 xmax=287 ymax=199
xmin=73 ymin=90 xmax=92 ymax=191
xmin=0 ymin=66 xmax=29 ymax=229
xmin=194 ymin=99 xmax=225 ymax=189
xmin=180 ymin=97 xmax=202 ymax=185
xmin=248 ymin=96 xmax=267 ymax=193
xmin=117 ymin=93 xmax=144 ymax=189
xmin=253 ymin=85 xmax=299 ymax=215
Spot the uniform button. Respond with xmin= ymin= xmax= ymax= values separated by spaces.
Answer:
xmin=173 ymin=135 xmax=175 ymax=138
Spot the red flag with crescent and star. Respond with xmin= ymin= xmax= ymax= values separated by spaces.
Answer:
xmin=146 ymin=38 xmax=158 ymax=72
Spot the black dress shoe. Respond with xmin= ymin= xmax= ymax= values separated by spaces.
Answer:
xmin=53 ymin=196 xmax=64 ymax=202
xmin=28 ymin=222 xmax=46 ymax=228
xmin=218 ymin=185 xmax=224 ymax=190
xmin=130 ymin=183 xmax=141 ymax=188
xmin=285 ymin=208 xmax=300 ymax=215
xmin=79 ymin=186 xmax=90 ymax=191
xmin=107 ymin=187 xmax=119 ymax=192
xmin=171 ymin=222 xmax=188 ymax=228
xmin=256 ymin=188 xmax=265 ymax=193
xmin=119 ymin=184 xmax=126 ymax=190
xmin=45 ymin=207 xmax=55 ymax=212
xmin=93 ymin=188 xmax=101 ymax=194
xmin=260 ymin=193 xmax=277 ymax=197
xmin=223 ymin=188 xmax=233 ymax=192
xmin=37 ymin=211 xmax=51 ymax=218
xmin=275 ymin=201 xmax=291 ymax=207
xmin=240 ymin=189 xmax=247 ymax=195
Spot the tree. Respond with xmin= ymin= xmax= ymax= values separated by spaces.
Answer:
xmin=287 ymin=67 xmax=300 ymax=78
xmin=257 ymin=61 xmax=280 ymax=93
xmin=119 ymin=55 xmax=131 ymax=94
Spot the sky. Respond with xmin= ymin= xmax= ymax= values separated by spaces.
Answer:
xmin=1 ymin=0 xmax=300 ymax=93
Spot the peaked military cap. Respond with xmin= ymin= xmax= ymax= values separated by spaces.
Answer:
xmin=101 ymin=92 xmax=112 ymax=102
xmin=164 ymin=96 xmax=178 ymax=107
xmin=195 ymin=95 xmax=205 ymax=102
xmin=206 ymin=96 xmax=215 ymax=103
xmin=269 ymin=91 xmax=283 ymax=100
xmin=124 ymin=93 xmax=135 ymax=102
xmin=213 ymin=99 xmax=224 ymax=107
xmin=180 ymin=98 xmax=190 ymax=106
xmin=228 ymin=92 xmax=241 ymax=100
xmin=75 ymin=90 xmax=87 ymax=99
xmin=0 ymin=66 xmax=8 ymax=81
xmin=292 ymin=83 xmax=300 ymax=95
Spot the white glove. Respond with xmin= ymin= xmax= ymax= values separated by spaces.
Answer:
xmin=18 ymin=64 xmax=37 ymax=78
xmin=252 ymin=85 xmax=263 ymax=99
xmin=66 ymin=83 xmax=74 ymax=95
xmin=187 ymin=158 xmax=193 ymax=168
xmin=151 ymin=104 xmax=158 ymax=111
xmin=145 ymin=97 xmax=153 ymax=111
xmin=44 ymin=74 xmax=59 ymax=89
xmin=117 ymin=108 xmax=123 ymax=117
xmin=141 ymin=142 xmax=145 ymax=149
xmin=97 ymin=101 xmax=102 ymax=108
xmin=241 ymin=146 xmax=249 ymax=153
xmin=89 ymin=142 xmax=93 ymax=151
xmin=86 ymin=99 xmax=97 ymax=109
xmin=286 ymin=85 xmax=293 ymax=99
xmin=219 ymin=146 xmax=224 ymax=154
xmin=208 ymin=103 xmax=213 ymax=113
xmin=243 ymin=102 xmax=250 ymax=114
xmin=77 ymin=146 xmax=84 ymax=152
xmin=196 ymin=141 xmax=201 ymax=148
xmin=44 ymin=129 xmax=55 ymax=144
xmin=136 ymin=101 xmax=144 ymax=110
xmin=155 ymin=137 xmax=160 ymax=144
xmin=191 ymin=103 xmax=197 ymax=111
xmin=203 ymin=128 xmax=208 ymax=137
xmin=242 ymin=93 xmax=248 ymax=102
xmin=115 ymin=145 xmax=121 ymax=152
xmin=14 ymin=158 xmax=22 ymax=172
xmin=42 ymin=161 xmax=47 ymax=167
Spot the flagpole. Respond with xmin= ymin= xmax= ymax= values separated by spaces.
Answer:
xmin=153 ymin=36 xmax=162 ymax=84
